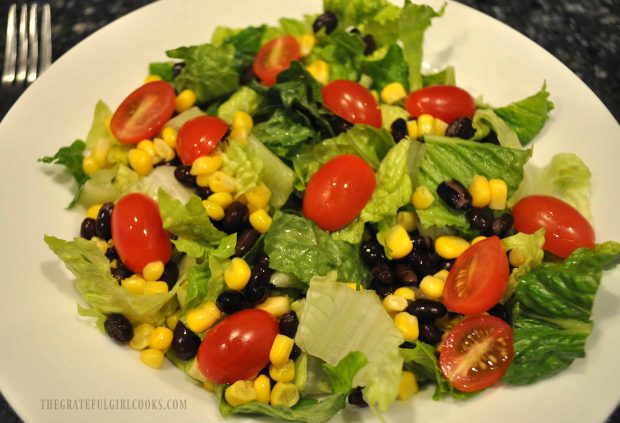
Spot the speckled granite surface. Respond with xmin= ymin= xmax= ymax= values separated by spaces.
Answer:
xmin=0 ymin=0 xmax=618 ymax=422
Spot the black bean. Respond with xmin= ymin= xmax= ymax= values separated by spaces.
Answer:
xmin=348 ymin=387 xmax=368 ymax=408
xmin=371 ymin=263 xmax=394 ymax=287
xmin=390 ymin=118 xmax=408 ymax=142
xmin=95 ymin=202 xmax=114 ymax=240
xmin=407 ymin=299 xmax=447 ymax=322
xmin=174 ymin=165 xmax=197 ymax=188
xmin=289 ymin=344 xmax=302 ymax=360
xmin=279 ymin=311 xmax=299 ymax=338
xmin=393 ymin=263 xmax=418 ymax=286
xmin=349 ymin=27 xmax=361 ymax=35
xmin=437 ymin=179 xmax=472 ymax=211
xmin=221 ymin=202 xmax=249 ymax=234
xmin=111 ymin=267 xmax=131 ymax=284
xmin=445 ymin=117 xmax=474 ymax=139
xmin=360 ymin=239 xmax=384 ymax=267
xmin=362 ymin=34 xmax=376 ymax=55
xmin=216 ymin=290 xmax=246 ymax=315
xmin=195 ymin=186 xmax=214 ymax=200
xmin=411 ymin=235 xmax=433 ymax=252
xmin=479 ymin=130 xmax=500 ymax=145
xmin=328 ymin=114 xmax=353 ymax=135
xmin=440 ymin=259 xmax=455 ymax=271
xmin=256 ymin=253 xmax=270 ymax=269
xmin=487 ymin=303 xmax=511 ymax=325
xmin=80 ymin=218 xmax=96 ymax=240
xmin=171 ymin=62 xmax=186 ymax=78
xmin=239 ymin=65 xmax=257 ymax=85
xmin=466 ymin=207 xmax=494 ymax=231
xmin=244 ymin=263 xmax=272 ymax=305
xmin=105 ymin=246 xmax=119 ymax=262
xmin=104 ymin=314 xmax=133 ymax=343
xmin=161 ymin=261 xmax=180 ymax=290
xmin=372 ymin=285 xmax=396 ymax=298
xmin=172 ymin=321 xmax=201 ymax=360
xmin=407 ymin=252 xmax=442 ymax=279
xmin=313 ymin=11 xmax=338 ymax=34
xmin=418 ymin=322 xmax=444 ymax=344
xmin=235 ymin=227 xmax=261 ymax=257
xmin=490 ymin=213 xmax=513 ymax=238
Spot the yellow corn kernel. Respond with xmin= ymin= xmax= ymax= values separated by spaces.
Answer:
xmin=419 ymin=275 xmax=445 ymax=299
xmin=153 ymin=137 xmax=176 ymax=162
xmin=306 ymin=60 xmax=329 ymax=85
xmin=435 ymin=235 xmax=470 ymax=259
xmin=202 ymin=200 xmax=225 ymax=221
xmin=246 ymin=183 xmax=272 ymax=210
xmin=128 ymin=148 xmax=153 ymax=176
xmin=186 ymin=302 xmax=222 ymax=333
xmin=175 ymin=89 xmax=197 ymax=113
xmin=144 ymin=74 xmax=162 ymax=83
xmin=471 ymin=235 xmax=487 ymax=245
xmin=143 ymin=260 xmax=165 ymax=282
xmin=137 ymin=139 xmax=160 ymax=162
xmin=166 ymin=313 xmax=179 ymax=331
xmin=224 ymin=257 xmax=252 ymax=291
xmin=371 ymin=90 xmax=379 ymax=103
xmin=433 ymin=269 xmax=450 ymax=282
xmin=488 ymin=178 xmax=508 ymax=210
xmin=397 ymin=211 xmax=417 ymax=232
xmin=394 ymin=287 xmax=416 ymax=301
xmin=206 ymin=192 xmax=233 ymax=209
xmin=256 ymin=296 xmax=290 ymax=318
xmin=250 ymin=209 xmax=273 ymax=234
xmin=412 ymin=185 xmax=434 ymax=210
xmin=190 ymin=154 xmax=223 ymax=176
xmin=433 ymin=118 xmax=449 ymax=136
xmin=122 ymin=275 xmax=146 ymax=295
xmin=140 ymin=348 xmax=165 ymax=369
xmin=161 ymin=127 xmax=178 ymax=149
xmin=254 ymin=374 xmax=271 ymax=404
xmin=148 ymin=326 xmax=174 ymax=351
xmin=82 ymin=155 xmax=100 ymax=176
xmin=398 ymin=371 xmax=419 ymax=400
xmin=468 ymin=175 xmax=491 ymax=208
xmin=385 ymin=224 xmax=413 ymax=259
xmin=270 ymin=334 xmax=295 ymax=366
xmin=383 ymin=294 xmax=409 ymax=313
xmin=381 ymin=82 xmax=407 ymax=104
xmin=86 ymin=203 xmax=102 ymax=219
xmin=406 ymin=120 xmax=419 ymax=139
xmin=417 ymin=114 xmax=435 ymax=136
xmin=269 ymin=359 xmax=295 ymax=383
xmin=270 ymin=382 xmax=299 ymax=407
xmin=196 ymin=173 xmax=211 ymax=188
xmin=509 ymin=248 xmax=526 ymax=267
xmin=210 ymin=171 xmax=237 ymax=193
xmin=93 ymin=137 xmax=112 ymax=168
xmin=129 ymin=323 xmax=155 ymax=351
xmin=394 ymin=312 xmax=419 ymax=342
xmin=225 ymin=381 xmax=256 ymax=407
xmin=233 ymin=111 xmax=254 ymax=131
xmin=144 ymin=281 xmax=169 ymax=295
xmin=297 ymin=33 xmax=316 ymax=57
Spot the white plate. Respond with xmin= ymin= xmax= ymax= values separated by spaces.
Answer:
xmin=1 ymin=0 xmax=619 ymax=422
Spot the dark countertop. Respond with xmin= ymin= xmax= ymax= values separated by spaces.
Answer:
xmin=0 ymin=0 xmax=618 ymax=422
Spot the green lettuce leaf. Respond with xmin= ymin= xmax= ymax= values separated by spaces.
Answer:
xmin=422 ymin=66 xmax=456 ymax=86
xmin=380 ymin=104 xmax=410 ymax=130
xmin=504 ymin=241 xmax=620 ymax=384
xmin=309 ymin=29 xmax=365 ymax=82
xmin=501 ymin=229 xmax=546 ymax=301
xmin=323 ymin=0 xmax=401 ymax=45
xmin=217 ymin=86 xmax=266 ymax=124
xmin=323 ymin=351 xmax=368 ymax=394
xmin=400 ymin=343 xmax=453 ymax=400
xmin=247 ymin=136 xmax=296 ymax=208
xmin=362 ymin=44 xmax=409 ymax=92
xmin=183 ymin=254 xmax=230 ymax=311
xmin=38 ymin=139 xmax=88 ymax=208
xmin=471 ymin=108 xmax=522 ymax=149
xmin=221 ymin=140 xmax=263 ymax=197
xmin=147 ymin=62 xmax=174 ymax=82
xmin=78 ymin=166 xmax=121 ymax=207
xmin=219 ymin=25 xmax=267 ymax=71
xmin=85 ymin=101 xmax=115 ymax=150
xmin=252 ymin=109 xmax=317 ymax=158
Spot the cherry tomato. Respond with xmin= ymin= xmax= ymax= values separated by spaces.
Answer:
xmin=405 ymin=85 xmax=475 ymax=124
xmin=443 ymin=236 xmax=509 ymax=315
xmin=176 ymin=116 xmax=228 ymax=165
xmin=197 ymin=309 xmax=278 ymax=384
xmin=321 ymin=80 xmax=382 ymax=128
xmin=439 ymin=315 xmax=514 ymax=392
xmin=110 ymin=81 xmax=176 ymax=144
xmin=111 ymin=193 xmax=172 ymax=274
xmin=303 ymin=155 xmax=376 ymax=231
xmin=512 ymin=195 xmax=595 ymax=259
xmin=253 ymin=35 xmax=301 ymax=86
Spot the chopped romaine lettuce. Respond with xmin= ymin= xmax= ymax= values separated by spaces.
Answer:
xmin=501 ymin=229 xmax=546 ymax=301
xmin=309 ymin=29 xmax=365 ymax=82
xmin=422 ymin=66 xmax=456 ymax=86
xmin=324 ymin=0 xmax=401 ymax=45
xmin=38 ymin=140 xmax=88 ymax=208
xmin=380 ymin=104 xmax=410 ymax=130
xmin=85 ymin=101 xmax=115 ymax=150
xmin=182 ymin=254 xmax=230 ymax=311
xmin=221 ymin=140 xmax=262 ymax=197
xmin=217 ymin=86 xmax=265 ymax=124
xmin=362 ymin=44 xmax=410 ymax=92
xmin=471 ymin=108 xmax=522 ymax=149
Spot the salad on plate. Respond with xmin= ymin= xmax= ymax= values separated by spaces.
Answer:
xmin=39 ymin=0 xmax=620 ymax=421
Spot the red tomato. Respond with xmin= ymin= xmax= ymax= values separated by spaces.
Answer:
xmin=321 ymin=80 xmax=382 ymax=128
xmin=512 ymin=195 xmax=595 ymax=259
xmin=405 ymin=85 xmax=475 ymax=124
xmin=176 ymin=116 xmax=228 ymax=165
xmin=440 ymin=315 xmax=514 ymax=392
xmin=110 ymin=81 xmax=176 ymax=144
xmin=253 ymin=35 xmax=301 ymax=86
xmin=197 ymin=309 xmax=278 ymax=384
xmin=443 ymin=236 xmax=509 ymax=315
xmin=111 ymin=193 xmax=172 ymax=274
xmin=303 ymin=155 xmax=376 ymax=231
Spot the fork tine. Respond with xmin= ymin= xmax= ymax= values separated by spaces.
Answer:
xmin=39 ymin=4 xmax=52 ymax=74
xmin=15 ymin=4 xmax=28 ymax=84
xmin=26 ymin=3 xmax=39 ymax=83
xmin=1 ymin=4 xmax=17 ymax=85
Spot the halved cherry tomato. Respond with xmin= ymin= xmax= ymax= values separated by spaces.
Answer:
xmin=405 ymin=85 xmax=475 ymax=124
xmin=439 ymin=315 xmax=514 ymax=392
xmin=513 ymin=195 xmax=595 ymax=259
xmin=197 ymin=309 xmax=278 ymax=384
xmin=110 ymin=81 xmax=176 ymax=144
xmin=111 ymin=193 xmax=172 ymax=273
xmin=176 ymin=115 xmax=228 ymax=165
xmin=443 ymin=236 xmax=509 ymax=315
xmin=303 ymin=155 xmax=376 ymax=231
xmin=321 ymin=80 xmax=382 ymax=128
xmin=253 ymin=35 xmax=300 ymax=86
